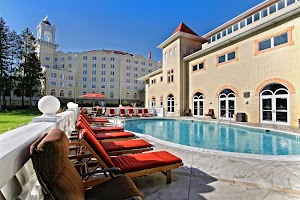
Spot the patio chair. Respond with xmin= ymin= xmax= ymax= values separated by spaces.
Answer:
xmin=128 ymin=108 xmax=139 ymax=117
xmin=79 ymin=129 xmax=153 ymax=156
xmin=137 ymin=109 xmax=145 ymax=117
xmin=205 ymin=109 xmax=215 ymax=118
xmin=77 ymin=120 xmax=135 ymax=141
xmin=80 ymin=111 xmax=109 ymax=125
xmin=108 ymin=109 xmax=118 ymax=117
xmin=30 ymin=129 xmax=143 ymax=200
xmin=78 ymin=115 xmax=124 ymax=132
xmin=81 ymin=128 xmax=184 ymax=184
xmin=143 ymin=108 xmax=153 ymax=117
xmin=120 ymin=109 xmax=130 ymax=117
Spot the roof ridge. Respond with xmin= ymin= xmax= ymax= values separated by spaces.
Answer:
xmin=171 ymin=22 xmax=198 ymax=36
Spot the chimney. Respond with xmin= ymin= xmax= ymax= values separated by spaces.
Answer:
xmin=148 ymin=52 xmax=152 ymax=60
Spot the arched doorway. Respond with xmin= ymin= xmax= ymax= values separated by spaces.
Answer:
xmin=260 ymin=83 xmax=289 ymax=125
xmin=167 ymin=94 xmax=174 ymax=113
xmin=219 ymin=89 xmax=236 ymax=119
xmin=193 ymin=92 xmax=204 ymax=117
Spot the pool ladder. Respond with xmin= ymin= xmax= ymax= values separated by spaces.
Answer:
xmin=113 ymin=116 xmax=125 ymax=127
xmin=218 ymin=111 xmax=232 ymax=127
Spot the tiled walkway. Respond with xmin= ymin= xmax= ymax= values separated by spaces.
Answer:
xmin=130 ymin=119 xmax=300 ymax=200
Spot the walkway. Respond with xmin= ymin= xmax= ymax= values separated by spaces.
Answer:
xmin=130 ymin=118 xmax=300 ymax=200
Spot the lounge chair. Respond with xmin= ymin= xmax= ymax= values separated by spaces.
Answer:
xmin=80 ymin=111 xmax=109 ymax=125
xmin=30 ymin=129 xmax=143 ymax=200
xmin=128 ymin=108 xmax=139 ymax=117
xmin=81 ymin=128 xmax=184 ymax=184
xmin=108 ymin=108 xmax=118 ymax=117
xmin=78 ymin=115 xmax=124 ymax=132
xmin=137 ymin=109 xmax=145 ymax=117
xmin=205 ymin=109 xmax=215 ymax=118
xmin=119 ymin=109 xmax=130 ymax=117
xmin=80 ymin=129 xmax=153 ymax=156
xmin=143 ymin=108 xmax=153 ymax=117
xmin=77 ymin=120 xmax=135 ymax=141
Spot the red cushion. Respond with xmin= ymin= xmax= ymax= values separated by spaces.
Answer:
xmin=94 ymin=132 xmax=135 ymax=140
xmin=87 ymin=118 xmax=109 ymax=123
xmin=81 ymin=129 xmax=115 ymax=167
xmin=111 ymin=151 xmax=182 ymax=173
xmin=92 ymin=126 xmax=124 ymax=132
xmin=101 ymin=139 xmax=151 ymax=152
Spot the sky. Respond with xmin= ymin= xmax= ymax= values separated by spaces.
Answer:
xmin=0 ymin=0 xmax=265 ymax=61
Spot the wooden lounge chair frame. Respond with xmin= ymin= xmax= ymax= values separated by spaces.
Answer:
xmin=81 ymin=134 xmax=183 ymax=184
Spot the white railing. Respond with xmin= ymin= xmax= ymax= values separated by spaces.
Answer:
xmin=0 ymin=107 xmax=79 ymax=199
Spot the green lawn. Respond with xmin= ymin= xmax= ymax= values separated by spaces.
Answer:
xmin=0 ymin=108 xmax=41 ymax=134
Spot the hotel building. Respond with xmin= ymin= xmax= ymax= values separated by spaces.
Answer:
xmin=35 ymin=18 xmax=162 ymax=105
xmin=140 ymin=0 xmax=300 ymax=127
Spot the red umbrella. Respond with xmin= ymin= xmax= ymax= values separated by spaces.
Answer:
xmin=79 ymin=93 xmax=107 ymax=107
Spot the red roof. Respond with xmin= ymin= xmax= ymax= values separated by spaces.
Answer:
xmin=171 ymin=22 xmax=198 ymax=36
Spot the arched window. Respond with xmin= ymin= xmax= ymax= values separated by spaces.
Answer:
xmin=101 ymin=91 xmax=105 ymax=95
xmin=60 ymin=90 xmax=64 ymax=97
xmin=160 ymin=96 xmax=163 ymax=107
xmin=110 ymin=92 xmax=114 ymax=98
xmin=219 ymin=89 xmax=235 ymax=119
xmin=193 ymin=92 xmax=204 ymax=117
xmin=151 ymin=97 xmax=156 ymax=108
xmin=82 ymin=91 xmax=87 ymax=95
xmin=134 ymin=93 xmax=137 ymax=99
xmin=126 ymin=92 xmax=130 ymax=98
xmin=50 ymin=89 xmax=56 ymax=96
xmin=167 ymin=94 xmax=174 ymax=112
xmin=260 ymin=83 xmax=289 ymax=125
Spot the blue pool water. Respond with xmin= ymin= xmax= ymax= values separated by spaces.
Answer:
xmin=124 ymin=119 xmax=300 ymax=155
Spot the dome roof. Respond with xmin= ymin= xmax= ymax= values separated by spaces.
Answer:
xmin=43 ymin=20 xmax=51 ymax=26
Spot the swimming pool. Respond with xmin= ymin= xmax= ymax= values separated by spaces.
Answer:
xmin=124 ymin=119 xmax=300 ymax=155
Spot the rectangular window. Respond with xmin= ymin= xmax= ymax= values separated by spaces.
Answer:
xmin=247 ymin=16 xmax=253 ymax=25
xmin=174 ymin=47 xmax=177 ymax=56
xmin=222 ymin=30 xmax=227 ymax=37
xmin=126 ymin=86 xmax=130 ymax=90
xmin=233 ymin=23 xmax=239 ymax=31
xmin=83 ymin=63 xmax=87 ymax=68
xmin=68 ymin=83 xmax=73 ymax=88
xmin=92 ymin=56 xmax=97 ymax=60
xmin=134 ymin=66 xmax=138 ymax=71
xmin=110 ymin=57 xmax=114 ymax=61
xmin=53 ymin=65 xmax=58 ymax=69
xmin=274 ymin=33 xmax=288 ymax=46
xmin=50 ymin=81 xmax=56 ymax=86
xmin=142 ymin=62 xmax=145 ymax=65
xmin=134 ymin=60 xmax=138 ymax=64
xmin=91 ymin=84 xmax=96 ymax=89
xmin=160 ymin=76 xmax=163 ymax=82
xmin=69 ymin=76 xmax=73 ymax=80
xmin=126 ymin=59 xmax=131 ymax=63
xmin=240 ymin=20 xmax=245 ymax=28
xmin=262 ymin=8 xmax=268 ymax=18
xmin=101 ymin=84 xmax=106 ymax=89
xmin=149 ymin=63 xmax=152 ymax=66
xmin=102 ymin=64 xmax=106 ymax=68
xmin=198 ymin=63 xmax=204 ymax=70
xmin=92 ymin=63 xmax=97 ymax=68
xmin=60 ymin=74 xmax=64 ymax=79
xmin=54 ymin=58 xmax=58 ymax=62
xmin=61 ymin=64 xmax=64 ymax=69
xmin=110 ymin=85 xmax=114 ymax=89
xmin=61 ymin=57 xmax=64 ymax=61
xmin=212 ymin=35 xmax=216 ymax=42
xmin=287 ymin=0 xmax=296 ymax=6
xmin=92 ymin=70 xmax=96 ymax=75
xmin=269 ymin=4 xmax=277 ymax=14
xmin=134 ymin=73 xmax=138 ymax=78
xmin=83 ymin=56 xmax=88 ymax=60
xmin=51 ymin=73 xmax=57 ymax=78
xmin=110 ymin=78 xmax=114 ymax=82
xmin=218 ymin=55 xmax=226 ymax=63
xmin=45 ymin=65 xmax=50 ymax=68
xmin=217 ymin=32 xmax=221 ymax=39
xmin=110 ymin=64 xmax=114 ymax=69
xmin=82 ymin=84 xmax=87 ymax=88
xmin=126 ymin=66 xmax=130 ymax=70
xmin=227 ymin=52 xmax=236 ymax=61
xmin=126 ymin=79 xmax=130 ymax=83
xmin=102 ymin=57 xmax=106 ymax=61
xmin=59 ymin=82 xmax=64 ymax=87
xmin=110 ymin=71 xmax=114 ymax=76
xmin=167 ymin=69 xmax=174 ymax=83
xmin=82 ymin=70 xmax=87 ymax=75
xmin=68 ymin=64 xmax=72 ymax=68
xmin=101 ymin=77 xmax=106 ymax=82
xmin=192 ymin=65 xmax=198 ymax=71
xmin=92 ymin=77 xmax=96 ymax=82
xmin=45 ymin=57 xmax=50 ymax=61
xmin=141 ymin=68 xmax=145 ymax=72
xmin=278 ymin=0 xmax=285 ymax=10
xmin=227 ymin=27 xmax=232 ymax=34
xmin=102 ymin=71 xmax=106 ymax=75
xmin=82 ymin=77 xmax=87 ymax=82
xmin=134 ymin=80 xmax=138 ymax=84
xmin=134 ymin=86 xmax=138 ymax=90
xmin=254 ymin=12 xmax=260 ymax=22
xmin=68 ymin=56 xmax=72 ymax=60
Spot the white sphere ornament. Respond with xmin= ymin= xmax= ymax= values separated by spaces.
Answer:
xmin=67 ymin=102 xmax=75 ymax=109
xmin=38 ymin=95 xmax=61 ymax=116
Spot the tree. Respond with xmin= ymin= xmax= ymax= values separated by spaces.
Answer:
xmin=0 ymin=17 xmax=10 ymax=110
xmin=17 ymin=28 xmax=45 ymax=107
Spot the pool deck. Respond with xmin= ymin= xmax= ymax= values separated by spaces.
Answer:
xmin=128 ymin=117 xmax=300 ymax=200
